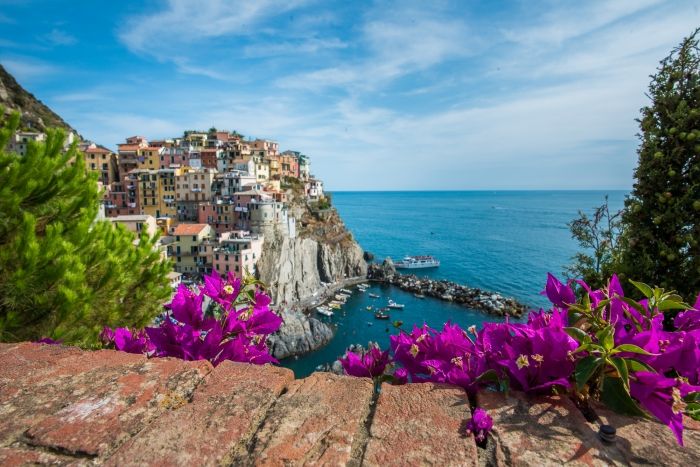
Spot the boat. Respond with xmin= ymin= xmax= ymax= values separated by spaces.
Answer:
xmin=340 ymin=288 xmax=352 ymax=294
xmin=394 ymin=255 xmax=440 ymax=269
xmin=369 ymin=293 xmax=380 ymax=298
xmin=414 ymin=293 xmax=426 ymax=299
xmin=357 ymin=283 xmax=369 ymax=290
xmin=328 ymin=302 xmax=342 ymax=310
xmin=334 ymin=294 xmax=348 ymax=301
xmin=374 ymin=311 xmax=390 ymax=320
xmin=316 ymin=307 xmax=334 ymax=317
xmin=387 ymin=300 xmax=405 ymax=309
xmin=366 ymin=305 xmax=373 ymax=311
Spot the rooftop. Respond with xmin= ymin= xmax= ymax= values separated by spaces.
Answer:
xmin=172 ymin=223 xmax=209 ymax=236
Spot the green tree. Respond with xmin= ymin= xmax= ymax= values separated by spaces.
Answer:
xmin=566 ymin=196 xmax=622 ymax=289
xmin=0 ymin=110 xmax=172 ymax=346
xmin=617 ymin=28 xmax=700 ymax=297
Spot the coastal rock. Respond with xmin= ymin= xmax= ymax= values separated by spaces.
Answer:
xmin=267 ymin=309 xmax=334 ymax=360
xmin=369 ymin=260 xmax=526 ymax=317
xmin=363 ymin=251 xmax=375 ymax=262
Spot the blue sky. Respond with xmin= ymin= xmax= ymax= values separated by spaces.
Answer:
xmin=1 ymin=0 xmax=699 ymax=190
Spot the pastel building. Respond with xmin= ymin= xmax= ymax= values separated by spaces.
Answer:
xmin=173 ymin=223 xmax=214 ymax=275
xmin=109 ymin=214 xmax=158 ymax=238
xmin=176 ymin=167 xmax=216 ymax=221
xmin=80 ymin=142 xmax=117 ymax=186
xmin=212 ymin=231 xmax=264 ymax=279
xmin=197 ymin=200 xmax=237 ymax=235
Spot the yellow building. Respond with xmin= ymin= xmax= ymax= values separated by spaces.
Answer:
xmin=173 ymin=223 xmax=214 ymax=275
xmin=136 ymin=168 xmax=179 ymax=219
xmin=80 ymin=143 xmax=117 ymax=186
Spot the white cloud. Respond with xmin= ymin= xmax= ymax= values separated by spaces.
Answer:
xmin=1 ymin=57 xmax=58 ymax=80
xmin=44 ymin=28 xmax=77 ymax=46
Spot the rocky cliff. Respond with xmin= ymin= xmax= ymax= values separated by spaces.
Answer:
xmin=257 ymin=196 xmax=367 ymax=305
xmin=0 ymin=64 xmax=77 ymax=134
xmin=267 ymin=308 xmax=334 ymax=359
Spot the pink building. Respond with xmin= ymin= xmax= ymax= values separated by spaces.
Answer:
xmin=197 ymin=201 xmax=238 ymax=235
xmin=212 ymin=231 xmax=264 ymax=279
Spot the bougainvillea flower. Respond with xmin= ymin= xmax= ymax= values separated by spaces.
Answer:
xmin=340 ymin=345 xmax=391 ymax=378
xmin=36 ymin=337 xmax=61 ymax=345
xmin=630 ymin=372 xmax=700 ymax=446
xmin=393 ymin=367 xmax=409 ymax=384
xmin=674 ymin=296 xmax=700 ymax=331
xmin=543 ymin=273 xmax=576 ymax=309
xmin=168 ymin=284 xmax=209 ymax=329
xmin=465 ymin=408 xmax=493 ymax=443
xmin=200 ymin=270 xmax=242 ymax=311
xmin=110 ymin=327 xmax=154 ymax=354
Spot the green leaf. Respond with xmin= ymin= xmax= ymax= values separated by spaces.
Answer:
xmin=686 ymin=402 xmax=700 ymax=421
xmin=475 ymin=369 xmax=500 ymax=384
xmin=624 ymin=358 xmax=656 ymax=373
xmin=613 ymin=344 xmax=656 ymax=356
xmin=596 ymin=325 xmax=615 ymax=351
xmin=629 ymin=279 xmax=653 ymax=298
xmin=601 ymin=376 xmax=646 ymax=417
xmin=620 ymin=296 xmax=648 ymax=314
xmin=575 ymin=356 xmax=603 ymax=390
xmin=564 ymin=327 xmax=591 ymax=344
xmin=609 ymin=357 xmax=630 ymax=390
xmin=657 ymin=299 xmax=690 ymax=311
xmin=684 ymin=391 xmax=700 ymax=403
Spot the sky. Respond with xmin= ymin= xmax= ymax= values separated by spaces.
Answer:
xmin=1 ymin=0 xmax=699 ymax=190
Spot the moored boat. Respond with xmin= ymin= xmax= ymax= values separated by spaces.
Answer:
xmin=394 ymin=255 xmax=440 ymax=269
xmin=387 ymin=300 xmax=405 ymax=309
xmin=414 ymin=293 xmax=426 ymax=299
xmin=316 ymin=306 xmax=334 ymax=317
xmin=369 ymin=293 xmax=380 ymax=298
xmin=374 ymin=311 xmax=390 ymax=320
xmin=340 ymin=288 xmax=352 ymax=294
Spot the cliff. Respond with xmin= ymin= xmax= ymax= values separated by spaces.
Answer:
xmin=257 ymin=193 xmax=367 ymax=305
xmin=267 ymin=308 xmax=333 ymax=359
xmin=0 ymin=64 xmax=77 ymax=134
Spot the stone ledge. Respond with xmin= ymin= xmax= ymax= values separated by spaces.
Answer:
xmin=1 ymin=343 xmax=699 ymax=466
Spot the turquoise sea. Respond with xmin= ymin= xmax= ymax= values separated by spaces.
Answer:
xmin=281 ymin=191 xmax=627 ymax=378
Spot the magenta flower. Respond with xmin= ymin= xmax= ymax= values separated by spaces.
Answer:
xmin=543 ymin=273 xmax=576 ymax=309
xmin=109 ymin=327 xmax=153 ymax=354
xmin=36 ymin=337 xmax=61 ymax=345
xmin=393 ymin=367 xmax=409 ymax=384
xmin=465 ymin=408 xmax=493 ymax=444
xmin=630 ymin=372 xmax=700 ymax=446
xmin=168 ymin=284 xmax=210 ymax=329
xmin=201 ymin=270 xmax=242 ymax=311
xmin=340 ymin=345 xmax=391 ymax=378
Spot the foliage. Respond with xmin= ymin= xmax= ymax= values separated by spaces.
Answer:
xmin=0 ymin=110 xmax=172 ymax=346
xmin=102 ymin=271 xmax=282 ymax=365
xmin=566 ymin=196 xmax=622 ymax=289
xmin=617 ymin=28 xmax=700 ymax=297
xmin=340 ymin=273 xmax=700 ymax=446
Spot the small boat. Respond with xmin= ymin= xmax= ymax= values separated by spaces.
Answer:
xmin=388 ymin=300 xmax=405 ymax=309
xmin=394 ymin=255 xmax=440 ymax=269
xmin=357 ymin=283 xmax=369 ymax=290
xmin=414 ymin=293 xmax=426 ymax=299
xmin=334 ymin=294 xmax=348 ymax=301
xmin=367 ymin=322 xmax=373 ymax=326
xmin=374 ymin=311 xmax=390 ymax=320
xmin=366 ymin=306 xmax=373 ymax=311
xmin=369 ymin=293 xmax=380 ymax=298
xmin=316 ymin=307 xmax=334 ymax=317
xmin=328 ymin=302 xmax=341 ymax=310
xmin=340 ymin=288 xmax=352 ymax=294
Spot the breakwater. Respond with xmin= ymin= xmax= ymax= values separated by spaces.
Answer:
xmin=367 ymin=258 xmax=526 ymax=317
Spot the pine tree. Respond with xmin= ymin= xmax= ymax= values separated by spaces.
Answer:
xmin=618 ymin=29 xmax=700 ymax=297
xmin=0 ymin=110 xmax=172 ymax=346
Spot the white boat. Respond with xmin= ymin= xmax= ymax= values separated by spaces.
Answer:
xmin=369 ymin=293 xmax=380 ymax=298
xmin=334 ymin=294 xmax=348 ymax=302
xmin=340 ymin=288 xmax=353 ymax=294
xmin=394 ymin=255 xmax=440 ymax=269
xmin=387 ymin=300 xmax=405 ymax=309
xmin=316 ymin=307 xmax=334 ymax=317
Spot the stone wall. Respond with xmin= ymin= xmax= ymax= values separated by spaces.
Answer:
xmin=1 ymin=342 xmax=699 ymax=466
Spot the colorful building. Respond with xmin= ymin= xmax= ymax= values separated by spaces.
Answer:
xmin=212 ymin=230 xmax=264 ymax=279
xmin=172 ymin=223 xmax=214 ymax=275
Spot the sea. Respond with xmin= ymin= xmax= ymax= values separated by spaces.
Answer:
xmin=280 ymin=190 xmax=627 ymax=378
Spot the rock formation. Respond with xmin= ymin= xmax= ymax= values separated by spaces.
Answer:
xmin=267 ymin=308 xmax=334 ymax=359
xmin=368 ymin=257 xmax=526 ymax=317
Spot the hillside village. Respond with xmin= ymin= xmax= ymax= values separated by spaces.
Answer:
xmin=7 ymin=127 xmax=328 ymax=287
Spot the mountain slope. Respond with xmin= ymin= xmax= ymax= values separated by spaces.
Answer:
xmin=0 ymin=64 xmax=77 ymax=134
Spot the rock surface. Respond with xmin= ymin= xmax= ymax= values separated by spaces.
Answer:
xmin=2 ymin=342 xmax=699 ymax=466
xmin=267 ymin=308 xmax=334 ymax=359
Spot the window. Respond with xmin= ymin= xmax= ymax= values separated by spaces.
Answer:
xmin=192 ymin=236 xmax=196 ymax=241
xmin=176 ymin=236 xmax=180 ymax=241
